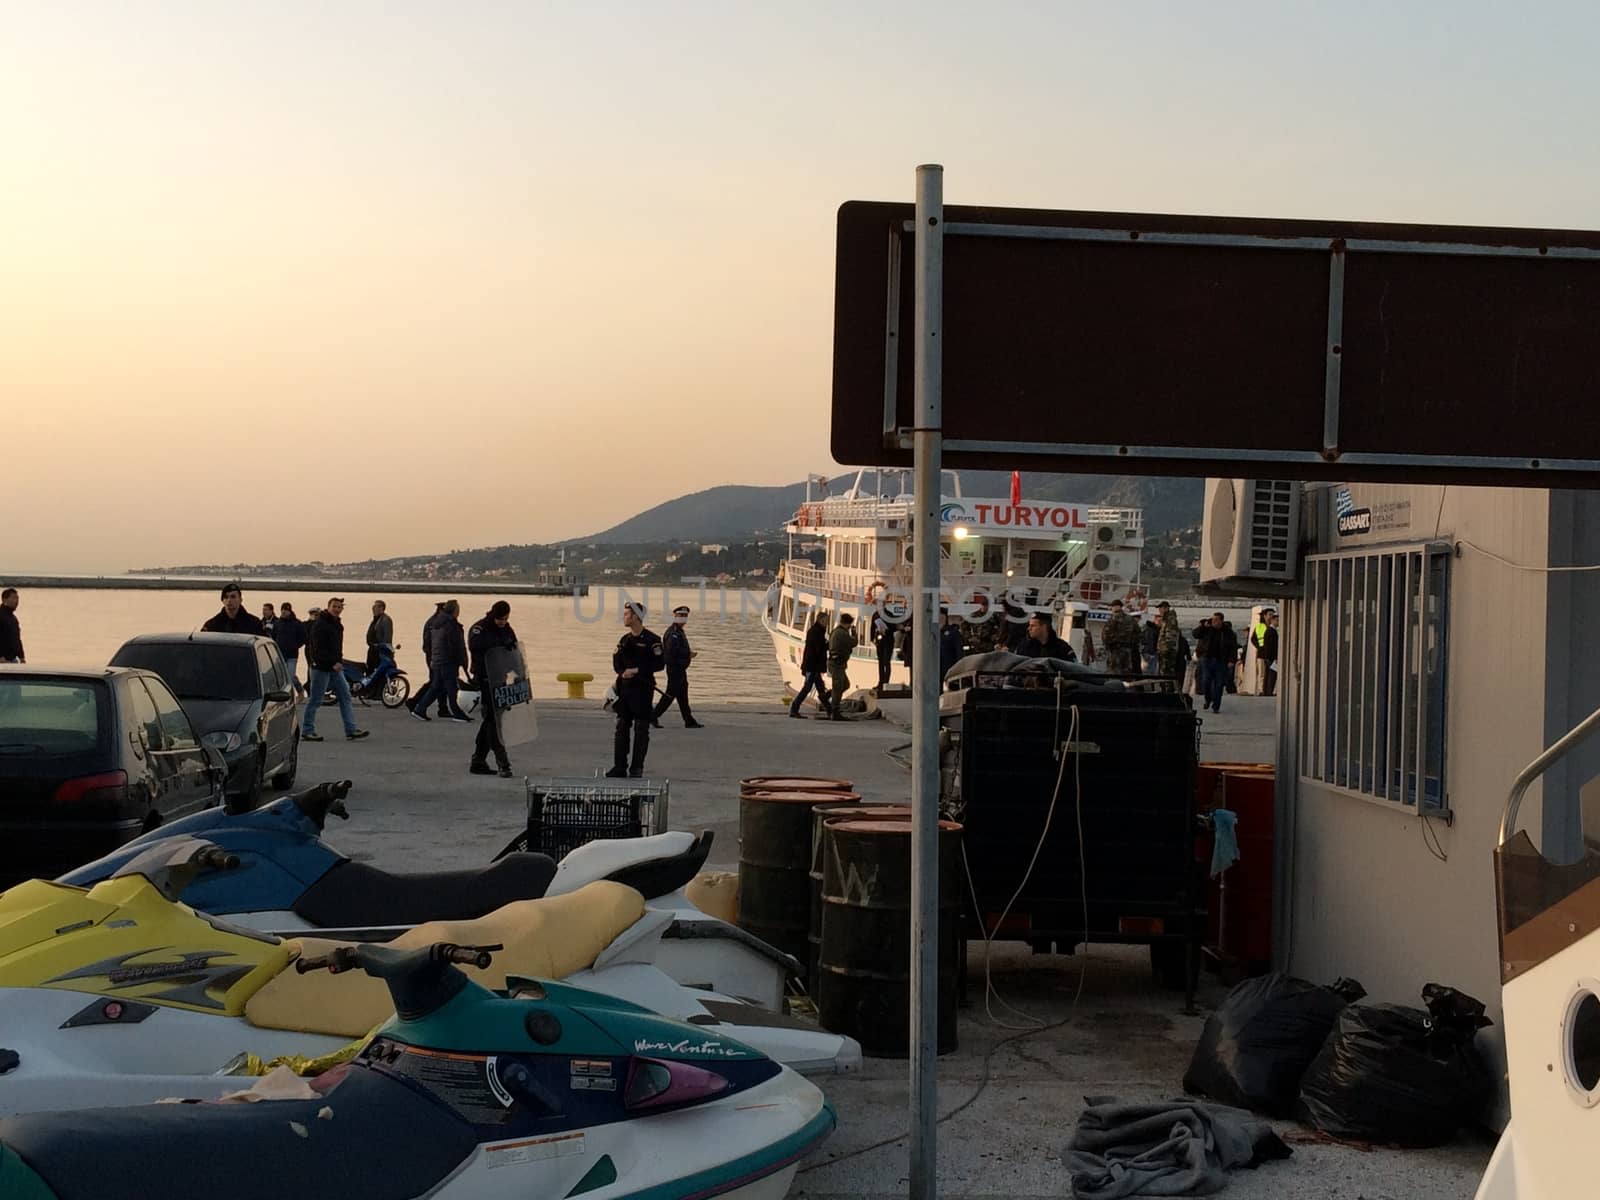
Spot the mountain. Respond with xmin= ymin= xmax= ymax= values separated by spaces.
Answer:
xmin=574 ymin=471 xmax=1202 ymax=543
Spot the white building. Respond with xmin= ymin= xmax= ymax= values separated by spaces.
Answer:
xmin=1262 ymin=482 xmax=1600 ymax=1124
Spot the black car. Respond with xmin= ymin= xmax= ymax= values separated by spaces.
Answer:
xmin=110 ymin=633 xmax=300 ymax=811
xmin=0 ymin=666 xmax=229 ymax=886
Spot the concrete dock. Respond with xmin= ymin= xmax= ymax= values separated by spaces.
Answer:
xmin=303 ymin=695 xmax=1491 ymax=1199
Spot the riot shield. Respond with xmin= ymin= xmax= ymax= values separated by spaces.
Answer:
xmin=484 ymin=643 xmax=538 ymax=748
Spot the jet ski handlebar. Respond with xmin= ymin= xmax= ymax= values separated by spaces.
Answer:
xmin=292 ymin=780 xmax=354 ymax=830
xmin=296 ymin=941 xmax=502 ymax=976
xmin=194 ymin=847 xmax=240 ymax=872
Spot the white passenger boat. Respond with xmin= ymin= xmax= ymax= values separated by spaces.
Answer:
xmin=762 ymin=470 xmax=1147 ymax=695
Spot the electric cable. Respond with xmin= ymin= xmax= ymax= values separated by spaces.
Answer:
xmin=1457 ymin=539 xmax=1600 ymax=573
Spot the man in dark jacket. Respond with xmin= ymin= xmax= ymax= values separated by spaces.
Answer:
xmin=467 ymin=601 xmax=518 ymax=777
xmin=938 ymin=609 xmax=965 ymax=682
xmin=651 ymin=605 xmax=703 ymax=729
xmin=608 ymin=601 xmax=664 ymax=777
xmin=272 ymin=603 xmax=308 ymax=697
xmin=1016 ymin=611 xmax=1075 ymax=661
xmin=1254 ymin=610 xmax=1280 ymax=697
xmin=1141 ymin=612 xmax=1161 ymax=676
xmin=202 ymin=584 xmax=265 ymax=635
xmin=1195 ymin=612 xmax=1234 ymax=713
xmin=301 ymin=598 xmax=368 ymax=742
xmin=0 ymin=588 xmax=23 ymax=662
xmin=412 ymin=601 xmax=471 ymax=723
xmin=789 ymin=613 xmax=833 ymax=719
xmin=365 ymin=600 xmax=394 ymax=672
xmin=871 ymin=610 xmax=895 ymax=693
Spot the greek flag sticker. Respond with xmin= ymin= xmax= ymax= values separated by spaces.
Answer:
xmin=1334 ymin=487 xmax=1354 ymax=517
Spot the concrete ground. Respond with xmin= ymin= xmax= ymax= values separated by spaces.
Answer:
xmin=302 ymin=694 xmax=1491 ymax=1198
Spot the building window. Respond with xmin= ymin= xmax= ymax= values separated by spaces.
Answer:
xmin=1297 ymin=543 xmax=1450 ymax=814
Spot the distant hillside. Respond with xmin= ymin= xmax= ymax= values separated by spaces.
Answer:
xmin=574 ymin=471 xmax=1201 ymax=543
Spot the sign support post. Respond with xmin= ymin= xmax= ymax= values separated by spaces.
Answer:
xmin=909 ymin=161 xmax=944 ymax=1200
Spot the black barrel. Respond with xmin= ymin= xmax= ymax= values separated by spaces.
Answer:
xmin=807 ymin=804 xmax=912 ymax=987
xmin=738 ymin=789 xmax=860 ymax=981
xmin=818 ymin=819 xmax=964 ymax=1057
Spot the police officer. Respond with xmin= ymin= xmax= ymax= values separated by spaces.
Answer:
xmin=467 ymin=600 xmax=518 ymax=778
xmin=652 ymin=604 xmax=704 ymax=729
xmin=608 ymin=601 xmax=665 ymax=778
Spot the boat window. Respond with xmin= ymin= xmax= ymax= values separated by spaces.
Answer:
xmin=982 ymin=543 xmax=1006 ymax=573
xmin=1295 ymin=544 xmax=1450 ymax=815
xmin=1029 ymin=549 xmax=1071 ymax=577
xmin=778 ymin=597 xmax=793 ymax=627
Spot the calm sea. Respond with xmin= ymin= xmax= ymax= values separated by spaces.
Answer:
xmin=10 ymin=586 xmax=1258 ymax=703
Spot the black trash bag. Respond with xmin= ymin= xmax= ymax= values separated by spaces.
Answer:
xmin=1297 ymin=983 xmax=1494 ymax=1147
xmin=1183 ymin=973 xmax=1366 ymax=1116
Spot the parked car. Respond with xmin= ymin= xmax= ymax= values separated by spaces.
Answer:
xmin=109 ymin=633 xmax=299 ymax=811
xmin=0 ymin=666 xmax=229 ymax=886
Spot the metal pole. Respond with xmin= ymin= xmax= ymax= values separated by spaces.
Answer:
xmin=909 ymin=161 xmax=944 ymax=1200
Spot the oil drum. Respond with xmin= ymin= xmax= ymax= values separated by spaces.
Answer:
xmin=737 ymin=789 xmax=860 ymax=979
xmin=740 ymin=776 xmax=855 ymax=798
xmin=806 ymin=804 xmax=913 ymax=986
xmin=818 ymin=818 xmax=963 ymax=1056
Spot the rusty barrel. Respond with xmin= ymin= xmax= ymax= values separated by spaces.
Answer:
xmin=740 ymin=776 xmax=855 ymax=798
xmin=738 ymin=788 xmax=861 ymax=981
xmin=819 ymin=818 xmax=964 ymax=1056
xmin=807 ymin=805 xmax=913 ymax=986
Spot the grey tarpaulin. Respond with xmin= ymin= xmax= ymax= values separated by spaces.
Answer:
xmin=1063 ymin=1095 xmax=1290 ymax=1198
xmin=483 ymin=643 xmax=537 ymax=748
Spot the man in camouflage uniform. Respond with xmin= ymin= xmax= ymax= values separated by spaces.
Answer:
xmin=1101 ymin=598 xmax=1141 ymax=675
xmin=1155 ymin=601 xmax=1184 ymax=689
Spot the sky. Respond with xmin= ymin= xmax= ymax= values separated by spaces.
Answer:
xmin=4 ymin=1 xmax=1599 ymax=572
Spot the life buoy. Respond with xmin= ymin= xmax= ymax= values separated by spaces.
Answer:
xmin=865 ymin=579 xmax=887 ymax=603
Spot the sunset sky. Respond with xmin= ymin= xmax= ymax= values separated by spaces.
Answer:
xmin=5 ymin=2 xmax=1599 ymax=571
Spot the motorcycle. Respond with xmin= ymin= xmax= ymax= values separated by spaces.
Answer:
xmin=59 ymin=781 xmax=800 ymax=1012
xmin=325 ymin=643 xmax=409 ymax=709
xmin=0 ymin=838 xmax=860 ymax=1118
xmin=0 ymin=935 xmax=835 ymax=1200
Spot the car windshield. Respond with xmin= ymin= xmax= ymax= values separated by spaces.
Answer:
xmin=0 ymin=680 xmax=106 ymax=755
xmin=110 ymin=644 xmax=259 ymax=702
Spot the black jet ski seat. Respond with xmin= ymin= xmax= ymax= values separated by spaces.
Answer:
xmin=292 ymin=851 xmax=559 ymax=927
xmin=0 ymin=1065 xmax=475 ymax=1200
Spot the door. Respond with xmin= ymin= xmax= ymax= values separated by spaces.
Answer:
xmin=256 ymin=642 xmax=295 ymax=777
xmin=141 ymin=675 xmax=219 ymax=818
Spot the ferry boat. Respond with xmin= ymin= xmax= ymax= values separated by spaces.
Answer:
xmin=763 ymin=470 xmax=1147 ymax=695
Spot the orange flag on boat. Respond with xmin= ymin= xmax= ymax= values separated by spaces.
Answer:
xmin=1010 ymin=471 xmax=1022 ymax=508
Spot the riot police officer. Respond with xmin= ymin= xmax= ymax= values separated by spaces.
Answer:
xmin=607 ymin=600 xmax=665 ymax=778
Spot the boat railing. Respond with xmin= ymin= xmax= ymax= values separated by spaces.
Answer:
xmin=790 ymin=496 xmax=912 ymax=529
xmin=783 ymin=562 xmax=879 ymax=600
xmin=1084 ymin=507 xmax=1144 ymax=537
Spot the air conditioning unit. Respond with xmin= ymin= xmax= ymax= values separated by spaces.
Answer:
xmin=1201 ymin=479 xmax=1302 ymax=583
xmin=1089 ymin=522 xmax=1121 ymax=548
xmin=1091 ymin=551 xmax=1113 ymax=573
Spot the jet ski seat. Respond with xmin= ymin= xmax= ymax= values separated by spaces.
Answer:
xmin=291 ymin=850 xmax=559 ymax=927
xmin=0 ymin=1064 xmax=475 ymax=1200
xmin=246 ymin=881 xmax=648 ymax=1037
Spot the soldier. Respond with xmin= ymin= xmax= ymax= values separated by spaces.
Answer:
xmin=1156 ymin=602 xmax=1184 ymax=688
xmin=608 ymin=600 xmax=665 ymax=777
xmin=651 ymin=605 xmax=703 ymax=728
xmin=1101 ymin=598 xmax=1141 ymax=675
xmin=826 ymin=612 xmax=858 ymax=719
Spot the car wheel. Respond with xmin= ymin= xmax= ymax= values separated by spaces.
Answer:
xmin=227 ymin=752 xmax=265 ymax=814
xmin=272 ymin=736 xmax=299 ymax=791
xmin=381 ymin=675 xmax=411 ymax=709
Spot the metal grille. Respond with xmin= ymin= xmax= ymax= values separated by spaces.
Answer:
xmin=518 ymin=777 xmax=671 ymax=859
xmin=1246 ymin=481 xmax=1298 ymax=575
xmin=1296 ymin=543 xmax=1450 ymax=813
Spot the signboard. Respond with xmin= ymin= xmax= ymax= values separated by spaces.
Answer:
xmin=833 ymin=201 xmax=1600 ymax=487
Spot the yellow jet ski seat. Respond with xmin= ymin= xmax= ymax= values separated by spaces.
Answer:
xmin=244 ymin=880 xmax=646 ymax=1037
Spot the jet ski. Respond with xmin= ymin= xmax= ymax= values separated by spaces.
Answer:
xmin=0 ymin=840 xmax=860 ymax=1117
xmin=59 ymin=780 xmax=795 ymax=1010
xmin=0 ymin=938 xmax=835 ymax=1200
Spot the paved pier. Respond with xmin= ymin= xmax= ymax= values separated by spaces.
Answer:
xmin=303 ymin=695 xmax=1489 ymax=1198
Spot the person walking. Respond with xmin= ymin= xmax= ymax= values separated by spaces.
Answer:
xmin=202 ymin=584 xmax=265 ymax=634
xmin=608 ymin=600 xmax=663 ymax=777
xmin=406 ymin=603 xmax=447 ymax=714
xmin=0 ymin=588 xmax=23 ymax=663
xmin=826 ymin=612 xmax=858 ymax=718
xmin=1141 ymin=608 xmax=1162 ymax=676
xmin=1195 ymin=612 xmax=1232 ymax=713
xmin=272 ymin=603 xmax=308 ymax=698
xmin=1101 ymin=598 xmax=1141 ymax=675
xmin=789 ymin=613 xmax=833 ymax=719
xmin=1254 ymin=610 xmax=1280 ymax=697
xmin=412 ymin=600 xmax=472 ymax=722
xmin=301 ymin=598 xmax=368 ymax=742
xmin=260 ymin=603 xmax=277 ymax=638
xmin=365 ymin=600 xmax=394 ymax=673
xmin=938 ymin=608 xmax=965 ymax=682
xmin=1156 ymin=602 xmax=1184 ymax=688
xmin=467 ymin=601 xmax=518 ymax=777
xmin=651 ymin=605 xmax=703 ymax=729
xmin=1220 ymin=618 xmax=1241 ymax=696
xmin=872 ymin=610 xmax=895 ymax=693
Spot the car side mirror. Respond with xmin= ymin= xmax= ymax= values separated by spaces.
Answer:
xmin=265 ymin=689 xmax=292 ymax=702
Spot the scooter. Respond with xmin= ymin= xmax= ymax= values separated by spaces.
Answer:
xmin=59 ymin=781 xmax=797 ymax=1011
xmin=0 ymin=839 xmax=860 ymax=1118
xmin=327 ymin=643 xmax=409 ymax=709
xmin=0 ymin=937 xmax=835 ymax=1200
